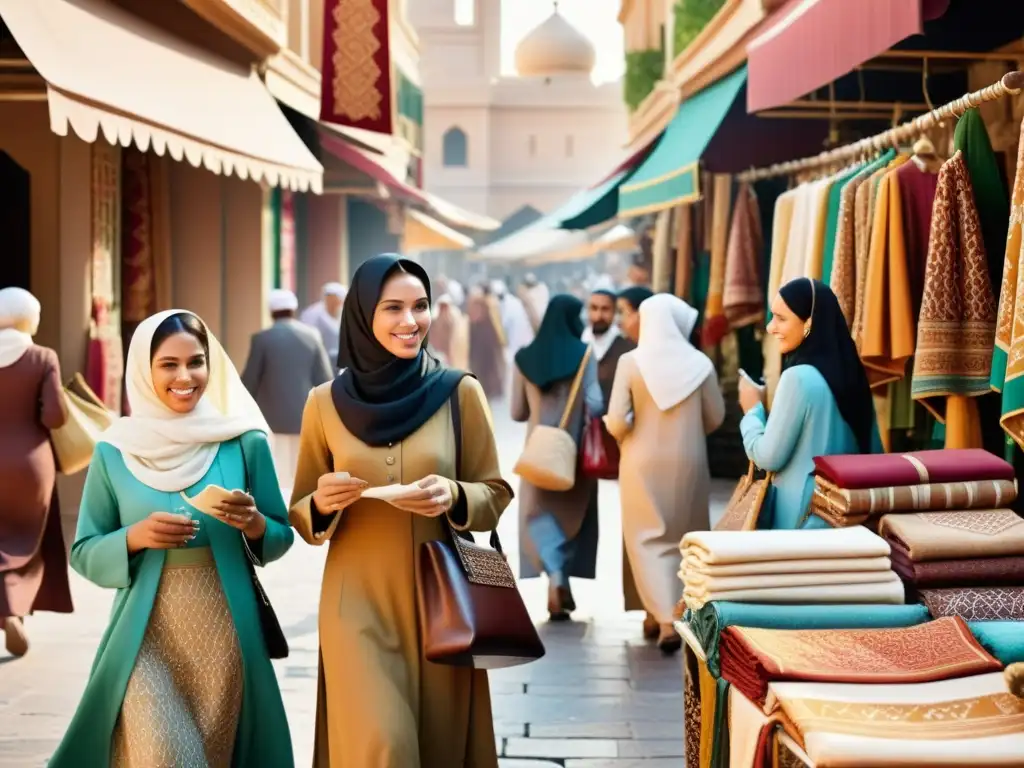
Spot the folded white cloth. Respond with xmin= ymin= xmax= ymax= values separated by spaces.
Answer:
xmin=682 ymin=577 xmax=905 ymax=611
xmin=683 ymin=555 xmax=892 ymax=578
xmin=681 ymin=527 xmax=891 ymax=566
xmin=682 ymin=568 xmax=900 ymax=593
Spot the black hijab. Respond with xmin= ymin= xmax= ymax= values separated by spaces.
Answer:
xmin=778 ymin=278 xmax=875 ymax=454
xmin=618 ymin=286 xmax=654 ymax=311
xmin=333 ymin=254 xmax=465 ymax=446
xmin=514 ymin=294 xmax=587 ymax=391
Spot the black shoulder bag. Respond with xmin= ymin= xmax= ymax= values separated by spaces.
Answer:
xmin=238 ymin=438 xmax=289 ymax=659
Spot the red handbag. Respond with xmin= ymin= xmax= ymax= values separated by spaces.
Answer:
xmin=582 ymin=414 xmax=620 ymax=479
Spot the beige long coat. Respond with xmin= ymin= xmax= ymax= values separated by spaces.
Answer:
xmin=290 ymin=376 xmax=513 ymax=768
xmin=605 ymin=353 xmax=725 ymax=624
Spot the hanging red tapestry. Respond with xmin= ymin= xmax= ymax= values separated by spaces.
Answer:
xmin=320 ymin=0 xmax=393 ymax=135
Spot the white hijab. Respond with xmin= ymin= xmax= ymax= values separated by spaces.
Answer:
xmin=634 ymin=294 xmax=714 ymax=411
xmin=101 ymin=309 xmax=270 ymax=492
xmin=0 ymin=287 xmax=40 ymax=368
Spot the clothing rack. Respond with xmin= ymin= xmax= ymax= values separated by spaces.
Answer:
xmin=738 ymin=71 xmax=1024 ymax=182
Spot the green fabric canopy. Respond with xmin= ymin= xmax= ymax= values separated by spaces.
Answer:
xmin=618 ymin=66 xmax=747 ymax=218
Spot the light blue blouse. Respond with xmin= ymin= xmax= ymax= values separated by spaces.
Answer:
xmin=740 ymin=365 xmax=871 ymax=530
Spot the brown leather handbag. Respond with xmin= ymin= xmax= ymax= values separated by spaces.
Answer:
xmin=416 ymin=385 xmax=545 ymax=669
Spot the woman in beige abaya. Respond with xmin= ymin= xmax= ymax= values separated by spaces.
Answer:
xmin=605 ymin=293 xmax=725 ymax=653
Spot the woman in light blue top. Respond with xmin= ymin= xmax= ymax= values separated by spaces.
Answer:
xmin=738 ymin=278 xmax=878 ymax=529
xmin=51 ymin=310 xmax=294 ymax=768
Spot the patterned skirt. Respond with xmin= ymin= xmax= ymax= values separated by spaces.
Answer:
xmin=112 ymin=547 xmax=243 ymax=768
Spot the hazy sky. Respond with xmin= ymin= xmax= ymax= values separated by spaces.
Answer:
xmin=498 ymin=0 xmax=625 ymax=83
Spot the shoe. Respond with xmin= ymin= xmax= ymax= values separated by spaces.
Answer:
xmin=3 ymin=617 xmax=28 ymax=658
xmin=547 ymin=582 xmax=572 ymax=621
xmin=642 ymin=612 xmax=659 ymax=640
xmin=657 ymin=624 xmax=682 ymax=655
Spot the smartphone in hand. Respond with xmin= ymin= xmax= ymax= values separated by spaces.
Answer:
xmin=738 ymin=368 xmax=766 ymax=389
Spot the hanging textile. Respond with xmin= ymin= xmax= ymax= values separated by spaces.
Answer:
xmin=702 ymin=174 xmax=734 ymax=348
xmin=912 ymin=150 xmax=997 ymax=449
xmin=860 ymin=166 xmax=916 ymax=388
xmin=831 ymin=151 xmax=897 ymax=327
xmin=820 ymin=164 xmax=864 ymax=284
xmin=993 ymin=117 xmax=1024 ymax=449
xmin=722 ymin=182 xmax=765 ymax=329
xmin=852 ymin=156 xmax=909 ymax=348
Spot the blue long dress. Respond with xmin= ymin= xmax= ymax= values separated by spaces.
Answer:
xmin=49 ymin=431 xmax=295 ymax=767
xmin=739 ymin=364 xmax=875 ymax=529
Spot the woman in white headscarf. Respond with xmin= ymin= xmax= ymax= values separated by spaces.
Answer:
xmin=0 ymin=287 xmax=70 ymax=659
xmin=50 ymin=310 xmax=295 ymax=768
xmin=604 ymin=294 xmax=725 ymax=653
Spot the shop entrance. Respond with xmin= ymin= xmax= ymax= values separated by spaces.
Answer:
xmin=0 ymin=150 xmax=31 ymax=290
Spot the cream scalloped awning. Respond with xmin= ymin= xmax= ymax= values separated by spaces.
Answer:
xmin=0 ymin=0 xmax=323 ymax=193
xmin=402 ymin=209 xmax=475 ymax=252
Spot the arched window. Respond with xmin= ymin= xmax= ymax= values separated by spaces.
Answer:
xmin=442 ymin=126 xmax=468 ymax=167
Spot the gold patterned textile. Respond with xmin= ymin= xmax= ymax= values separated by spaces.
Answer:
xmin=112 ymin=548 xmax=242 ymax=768
xmin=879 ymin=509 xmax=1024 ymax=561
xmin=769 ymin=673 xmax=1024 ymax=766
xmin=992 ymin=114 xmax=1024 ymax=448
xmin=719 ymin=617 xmax=1000 ymax=706
xmin=912 ymin=151 xmax=998 ymax=422
xmin=811 ymin=477 xmax=1019 ymax=527
xmin=830 ymin=167 xmax=873 ymax=326
xmin=319 ymin=0 xmax=393 ymax=133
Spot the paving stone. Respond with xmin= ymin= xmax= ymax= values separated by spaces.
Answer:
xmin=528 ymin=722 xmax=632 ymax=739
xmin=617 ymin=739 xmax=685 ymax=758
xmin=525 ymin=679 xmax=631 ymax=696
xmin=629 ymin=721 xmax=685 ymax=740
xmin=565 ymin=760 xmax=683 ymax=768
xmin=505 ymin=737 xmax=619 ymax=759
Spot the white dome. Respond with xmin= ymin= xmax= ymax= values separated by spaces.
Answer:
xmin=514 ymin=11 xmax=596 ymax=78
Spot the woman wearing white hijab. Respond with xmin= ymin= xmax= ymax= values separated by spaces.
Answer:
xmin=604 ymin=294 xmax=725 ymax=653
xmin=0 ymin=287 xmax=70 ymax=659
xmin=50 ymin=310 xmax=295 ymax=768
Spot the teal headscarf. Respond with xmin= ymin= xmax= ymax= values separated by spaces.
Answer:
xmin=514 ymin=294 xmax=587 ymax=391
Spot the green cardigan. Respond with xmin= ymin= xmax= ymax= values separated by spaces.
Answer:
xmin=49 ymin=431 xmax=295 ymax=767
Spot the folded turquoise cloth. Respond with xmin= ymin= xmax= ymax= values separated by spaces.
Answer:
xmin=969 ymin=621 xmax=1024 ymax=665
xmin=687 ymin=602 xmax=933 ymax=677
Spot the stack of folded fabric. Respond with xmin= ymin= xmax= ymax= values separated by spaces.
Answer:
xmin=680 ymin=528 xmax=904 ymax=611
xmin=809 ymin=448 xmax=1016 ymax=528
xmin=764 ymin=672 xmax=1024 ymax=767
xmin=879 ymin=509 xmax=1024 ymax=588
xmin=717 ymin=616 xmax=1001 ymax=706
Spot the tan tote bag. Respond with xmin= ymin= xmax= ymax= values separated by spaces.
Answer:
xmin=513 ymin=347 xmax=592 ymax=492
xmin=713 ymin=461 xmax=774 ymax=531
xmin=51 ymin=374 xmax=117 ymax=475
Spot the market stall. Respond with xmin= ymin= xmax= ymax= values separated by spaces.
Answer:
xmin=673 ymin=69 xmax=1024 ymax=767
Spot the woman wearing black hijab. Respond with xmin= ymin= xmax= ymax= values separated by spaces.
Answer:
xmin=738 ymin=277 xmax=878 ymax=529
xmin=289 ymin=254 xmax=513 ymax=767
xmin=511 ymin=294 xmax=605 ymax=620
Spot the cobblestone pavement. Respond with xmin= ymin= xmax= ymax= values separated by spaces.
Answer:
xmin=0 ymin=401 xmax=729 ymax=767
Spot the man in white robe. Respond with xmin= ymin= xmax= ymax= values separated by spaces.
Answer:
xmin=300 ymin=282 xmax=346 ymax=367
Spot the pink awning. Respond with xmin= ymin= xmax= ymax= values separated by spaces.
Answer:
xmin=319 ymin=130 xmax=428 ymax=206
xmin=746 ymin=0 xmax=949 ymax=112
